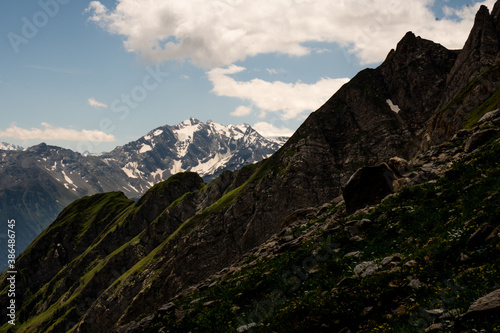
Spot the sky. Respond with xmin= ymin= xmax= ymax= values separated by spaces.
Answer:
xmin=0 ymin=0 xmax=497 ymax=153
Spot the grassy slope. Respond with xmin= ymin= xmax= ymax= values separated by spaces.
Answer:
xmin=146 ymin=130 xmax=500 ymax=332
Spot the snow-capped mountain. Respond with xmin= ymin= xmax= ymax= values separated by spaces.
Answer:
xmin=0 ymin=119 xmax=288 ymax=271
xmin=0 ymin=142 xmax=24 ymax=151
xmin=105 ymin=118 xmax=283 ymax=187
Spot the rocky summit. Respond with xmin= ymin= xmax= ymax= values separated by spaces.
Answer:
xmin=1 ymin=3 xmax=500 ymax=333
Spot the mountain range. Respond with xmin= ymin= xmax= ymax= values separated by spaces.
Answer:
xmin=0 ymin=119 xmax=285 ymax=271
xmin=1 ymin=2 xmax=500 ymax=332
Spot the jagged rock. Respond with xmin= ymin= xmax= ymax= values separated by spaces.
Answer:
xmin=464 ymin=128 xmax=500 ymax=152
xmin=343 ymin=163 xmax=397 ymax=214
xmin=424 ymin=3 xmax=500 ymax=147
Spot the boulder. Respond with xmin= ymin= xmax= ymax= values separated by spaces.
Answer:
xmin=456 ymin=288 xmax=500 ymax=331
xmin=343 ymin=163 xmax=397 ymax=214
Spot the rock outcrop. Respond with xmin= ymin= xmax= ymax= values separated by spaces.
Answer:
xmin=424 ymin=4 xmax=500 ymax=146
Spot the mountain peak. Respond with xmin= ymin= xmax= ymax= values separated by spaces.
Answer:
xmin=0 ymin=142 xmax=24 ymax=151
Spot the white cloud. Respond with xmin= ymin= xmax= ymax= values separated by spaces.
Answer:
xmin=253 ymin=122 xmax=294 ymax=137
xmin=85 ymin=0 xmax=496 ymax=67
xmin=208 ymin=65 xmax=349 ymax=120
xmin=230 ymin=105 xmax=253 ymax=117
xmin=0 ymin=123 xmax=116 ymax=142
xmin=88 ymin=97 xmax=108 ymax=109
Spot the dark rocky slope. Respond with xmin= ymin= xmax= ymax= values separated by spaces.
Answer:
xmin=1 ymin=3 xmax=500 ymax=332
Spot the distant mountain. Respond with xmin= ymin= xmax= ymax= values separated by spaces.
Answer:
xmin=104 ymin=117 xmax=283 ymax=188
xmin=0 ymin=119 xmax=287 ymax=271
xmin=0 ymin=142 xmax=23 ymax=151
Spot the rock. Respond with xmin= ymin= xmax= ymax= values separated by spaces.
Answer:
xmin=158 ymin=302 xmax=176 ymax=314
xmin=459 ymin=252 xmax=472 ymax=262
xmin=354 ymin=261 xmax=379 ymax=278
xmin=424 ymin=4 xmax=500 ymax=146
xmin=381 ymin=254 xmax=403 ymax=267
xmin=404 ymin=260 xmax=418 ymax=267
xmin=343 ymin=163 xmax=398 ymax=214
xmin=350 ymin=235 xmax=365 ymax=242
xmin=467 ymin=223 xmax=495 ymax=248
xmin=344 ymin=251 xmax=362 ymax=259
xmin=425 ymin=323 xmax=444 ymax=332
xmin=388 ymin=157 xmax=409 ymax=176
xmin=464 ymin=128 xmax=500 ymax=152
xmin=439 ymin=308 xmax=463 ymax=320
xmin=456 ymin=289 xmax=500 ymax=329
xmin=237 ymin=323 xmax=258 ymax=332
xmin=362 ymin=306 xmax=374 ymax=315
xmin=408 ymin=276 xmax=424 ymax=289
xmin=478 ymin=108 xmax=500 ymax=123
xmin=425 ymin=309 xmax=444 ymax=316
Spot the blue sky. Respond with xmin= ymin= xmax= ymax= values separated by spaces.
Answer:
xmin=0 ymin=0 xmax=496 ymax=153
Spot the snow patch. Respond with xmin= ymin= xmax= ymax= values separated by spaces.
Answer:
xmin=151 ymin=168 xmax=166 ymax=180
xmin=170 ymin=160 xmax=183 ymax=175
xmin=61 ymin=171 xmax=74 ymax=185
xmin=139 ymin=144 xmax=153 ymax=153
xmin=122 ymin=162 xmax=143 ymax=179
xmin=174 ymin=123 xmax=200 ymax=141
xmin=153 ymin=129 xmax=163 ymax=136
xmin=190 ymin=152 xmax=232 ymax=176
xmin=386 ymin=99 xmax=400 ymax=113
